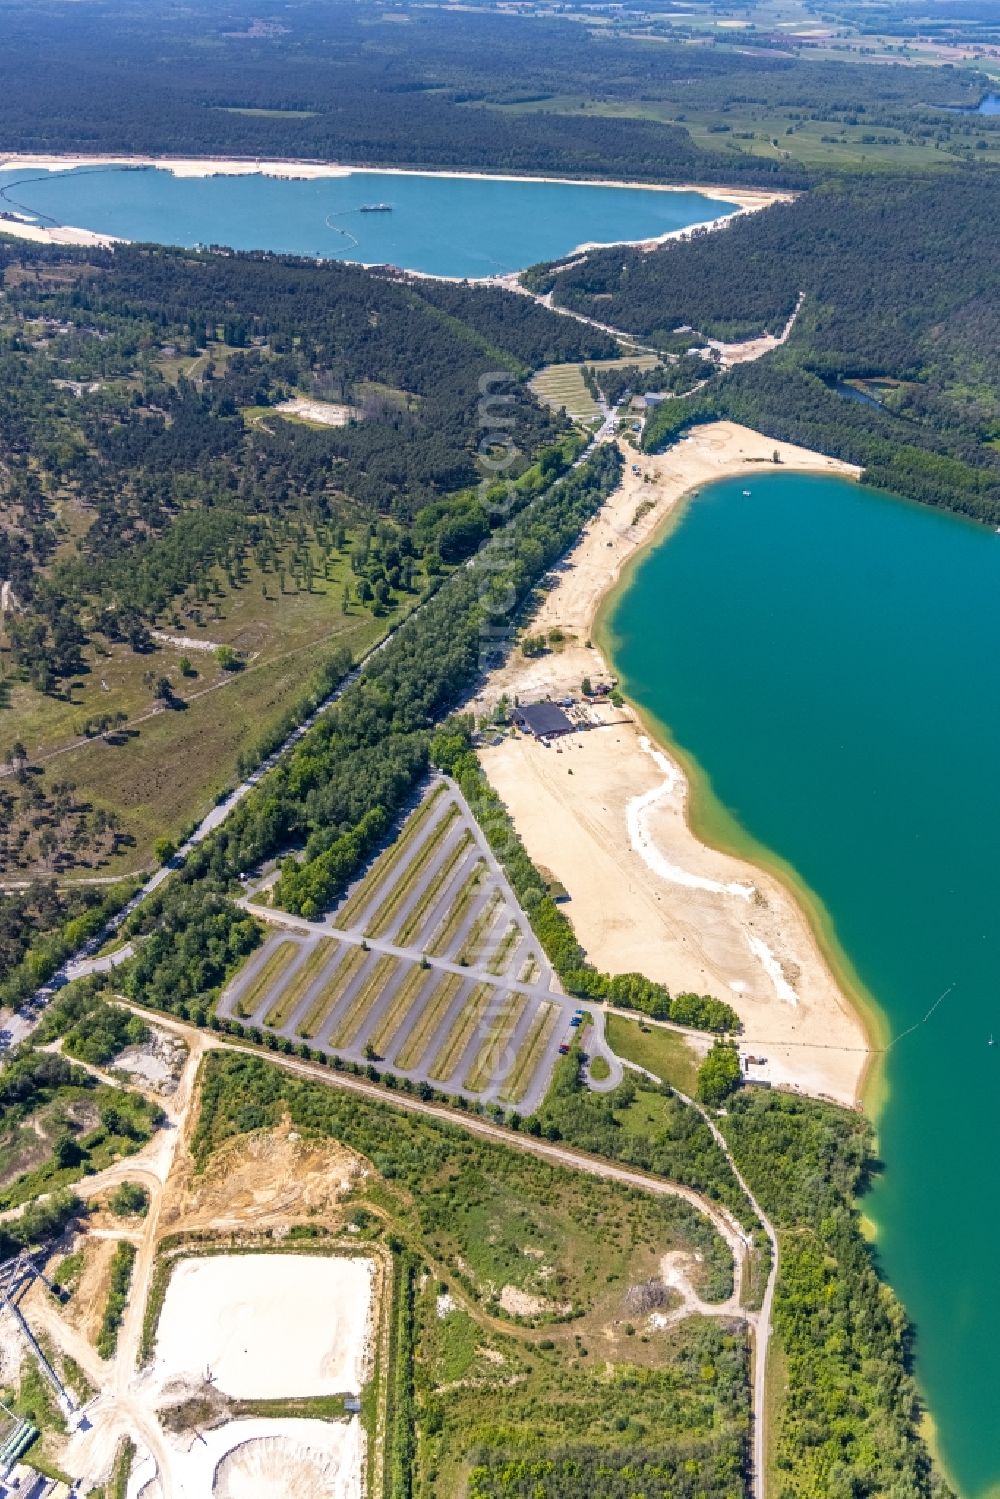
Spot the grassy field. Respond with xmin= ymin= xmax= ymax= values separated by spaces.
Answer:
xmin=605 ymin=1014 xmax=703 ymax=1097
xmin=463 ymin=991 xmax=529 ymax=1094
xmin=394 ymin=973 xmax=464 ymax=1071
xmin=395 ymin=831 xmax=473 ymax=947
xmin=335 ymin=784 xmax=446 ymax=930
xmin=454 ymin=887 xmax=502 ymax=967
xmin=257 ymin=938 xmax=338 ymax=1030
xmin=531 ymin=353 xmax=661 ymax=425
xmin=486 ymin=920 xmax=520 ymax=977
xmin=530 ymin=364 xmax=601 ymax=423
xmin=364 ymin=803 xmax=459 ymax=939
xmin=367 ymin=964 xmax=434 ymax=1059
xmin=235 ymin=940 xmax=301 ymax=1020
xmin=218 ymin=775 xmax=559 ymax=1099
xmin=497 ymin=80 xmax=1000 ymax=174
xmin=427 ymin=860 xmax=486 ymax=956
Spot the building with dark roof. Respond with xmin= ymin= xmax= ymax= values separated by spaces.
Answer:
xmin=513 ymin=702 xmax=575 ymax=739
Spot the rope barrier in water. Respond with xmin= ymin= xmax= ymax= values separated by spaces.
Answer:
xmin=884 ymin=982 xmax=956 ymax=1050
xmin=0 ymin=163 xmax=140 ymax=228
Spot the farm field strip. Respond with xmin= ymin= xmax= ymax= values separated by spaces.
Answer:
xmin=367 ymin=963 xmax=435 ymax=1058
xmin=530 ymin=365 xmax=600 ymax=423
xmin=428 ymin=982 xmax=495 ymax=1084
xmin=395 ymin=831 xmax=474 ymax=948
xmin=335 ymin=783 xmax=447 ymax=931
xmin=427 ymin=860 xmax=489 ymax=957
xmin=260 ymin=938 xmax=338 ymax=1028
xmin=453 ymin=886 xmax=503 ymax=966
xmin=232 ymin=939 xmax=302 ymax=1019
xmin=393 ymin=973 xmax=465 ymax=1071
xmin=326 ymin=953 xmax=401 ymax=1050
xmin=295 ymin=943 xmax=367 ymax=1039
xmin=486 ymin=919 xmax=521 ymax=977
xmin=365 ymin=802 xmax=460 ymax=938
xmin=499 ymin=1001 xmax=560 ymax=1104
xmin=463 ymin=991 xmax=530 ymax=1093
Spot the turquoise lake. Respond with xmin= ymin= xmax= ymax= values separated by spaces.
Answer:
xmin=604 ymin=471 xmax=1000 ymax=1499
xmin=0 ymin=165 xmax=735 ymax=277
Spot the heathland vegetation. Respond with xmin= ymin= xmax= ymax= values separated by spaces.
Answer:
xmin=118 ymin=446 xmax=622 ymax=970
xmin=186 ymin=1042 xmax=949 ymax=1497
xmin=194 ymin=1049 xmax=750 ymax=1497
xmin=0 ymin=1035 xmax=162 ymax=1213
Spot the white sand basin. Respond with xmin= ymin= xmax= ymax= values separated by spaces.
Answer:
xmin=154 ymin=1255 xmax=374 ymax=1398
xmin=146 ymin=1417 xmax=364 ymax=1498
xmin=211 ymin=1420 xmax=363 ymax=1499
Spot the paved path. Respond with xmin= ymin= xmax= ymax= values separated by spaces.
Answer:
xmin=223 ymin=770 xmax=623 ymax=1114
xmin=620 ymin=1055 xmax=778 ymax=1499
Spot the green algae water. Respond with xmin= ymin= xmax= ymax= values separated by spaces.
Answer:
xmin=0 ymin=165 xmax=735 ymax=277
xmin=602 ymin=470 xmax=1000 ymax=1499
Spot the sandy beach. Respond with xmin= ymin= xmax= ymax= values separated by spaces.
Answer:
xmin=475 ymin=423 xmax=871 ymax=1107
xmin=0 ymin=216 xmax=120 ymax=247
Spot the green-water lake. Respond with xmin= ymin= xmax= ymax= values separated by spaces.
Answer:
xmin=602 ymin=470 xmax=1000 ymax=1499
xmin=0 ymin=164 xmax=735 ymax=278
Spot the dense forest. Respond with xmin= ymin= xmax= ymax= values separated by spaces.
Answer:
xmin=0 ymin=0 xmax=993 ymax=182
xmin=535 ymin=172 xmax=1000 ymax=523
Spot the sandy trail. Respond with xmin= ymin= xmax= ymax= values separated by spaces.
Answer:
xmin=476 ymin=424 xmax=870 ymax=1106
xmin=58 ymin=1033 xmax=209 ymax=1497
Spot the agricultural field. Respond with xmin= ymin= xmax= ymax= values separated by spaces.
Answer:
xmin=219 ymin=777 xmax=587 ymax=1108
xmin=530 ymin=364 xmax=601 ymax=423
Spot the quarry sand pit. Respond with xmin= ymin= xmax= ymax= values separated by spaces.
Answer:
xmin=153 ymin=1254 xmax=374 ymax=1399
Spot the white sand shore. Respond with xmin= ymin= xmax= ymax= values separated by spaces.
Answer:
xmin=476 ymin=423 xmax=871 ymax=1107
xmin=0 ymin=215 xmax=120 ymax=247
xmin=0 ymin=152 xmax=791 ymax=209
